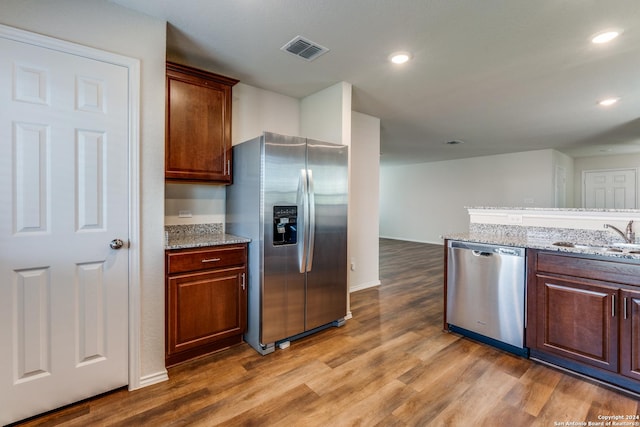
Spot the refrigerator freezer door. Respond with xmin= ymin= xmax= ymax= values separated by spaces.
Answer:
xmin=305 ymin=139 xmax=349 ymax=330
xmin=262 ymin=133 xmax=307 ymax=344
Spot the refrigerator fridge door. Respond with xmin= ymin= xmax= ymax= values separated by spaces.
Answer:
xmin=305 ymin=139 xmax=348 ymax=330
xmin=262 ymin=133 xmax=307 ymax=344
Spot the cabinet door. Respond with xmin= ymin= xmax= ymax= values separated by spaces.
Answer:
xmin=165 ymin=64 xmax=236 ymax=183
xmin=621 ymin=289 xmax=640 ymax=380
xmin=534 ymin=274 xmax=618 ymax=372
xmin=167 ymin=267 xmax=246 ymax=358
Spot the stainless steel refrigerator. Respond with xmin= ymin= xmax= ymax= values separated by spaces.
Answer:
xmin=226 ymin=132 xmax=348 ymax=355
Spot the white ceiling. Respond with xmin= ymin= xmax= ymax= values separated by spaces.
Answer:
xmin=111 ymin=0 xmax=640 ymax=164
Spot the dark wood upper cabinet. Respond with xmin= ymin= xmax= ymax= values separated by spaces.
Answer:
xmin=165 ymin=62 xmax=238 ymax=183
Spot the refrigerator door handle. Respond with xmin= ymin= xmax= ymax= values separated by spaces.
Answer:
xmin=297 ymin=169 xmax=309 ymax=273
xmin=307 ymin=169 xmax=315 ymax=272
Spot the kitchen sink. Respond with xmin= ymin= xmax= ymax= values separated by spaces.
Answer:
xmin=550 ymin=242 xmax=606 ymax=250
xmin=611 ymin=243 xmax=640 ymax=250
xmin=552 ymin=241 xmax=640 ymax=254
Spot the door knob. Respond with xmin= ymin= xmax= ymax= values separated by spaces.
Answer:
xmin=110 ymin=239 xmax=125 ymax=250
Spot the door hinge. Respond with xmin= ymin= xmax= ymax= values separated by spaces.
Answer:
xmin=241 ymin=273 xmax=246 ymax=291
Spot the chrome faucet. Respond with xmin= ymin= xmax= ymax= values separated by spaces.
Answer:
xmin=604 ymin=220 xmax=635 ymax=244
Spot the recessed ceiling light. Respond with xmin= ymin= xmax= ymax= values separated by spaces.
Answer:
xmin=591 ymin=30 xmax=621 ymax=44
xmin=389 ymin=51 xmax=412 ymax=64
xmin=598 ymin=97 xmax=620 ymax=106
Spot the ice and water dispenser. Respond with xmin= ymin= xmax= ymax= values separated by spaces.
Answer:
xmin=273 ymin=206 xmax=297 ymax=246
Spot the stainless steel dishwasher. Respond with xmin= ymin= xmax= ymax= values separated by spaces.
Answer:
xmin=446 ymin=240 xmax=528 ymax=357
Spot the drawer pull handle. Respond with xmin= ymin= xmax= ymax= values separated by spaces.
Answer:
xmin=612 ymin=294 xmax=616 ymax=317
xmin=624 ymin=297 xmax=628 ymax=320
xmin=201 ymin=258 xmax=221 ymax=263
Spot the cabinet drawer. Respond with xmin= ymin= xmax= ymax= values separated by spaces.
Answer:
xmin=537 ymin=252 xmax=640 ymax=286
xmin=167 ymin=245 xmax=246 ymax=274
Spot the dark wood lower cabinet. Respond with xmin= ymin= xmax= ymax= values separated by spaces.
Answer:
xmin=527 ymin=250 xmax=640 ymax=393
xmin=621 ymin=289 xmax=640 ymax=381
xmin=165 ymin=244 xmax=247 ymax=367
xmin=534 ymin=274 xmax=618 ymax=372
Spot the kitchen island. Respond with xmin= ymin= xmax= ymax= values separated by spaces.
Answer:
xmin=445 ymin=207 xmax=640 ymax=395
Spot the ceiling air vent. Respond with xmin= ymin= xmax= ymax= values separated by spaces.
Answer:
xmin=281 ymin=36 xmax=329 ymax=62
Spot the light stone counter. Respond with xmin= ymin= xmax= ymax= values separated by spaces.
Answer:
xmin=444 ymin=224 xmax=640 ymax=260
xmin=164 ymin=224 xmax=250 ymax=250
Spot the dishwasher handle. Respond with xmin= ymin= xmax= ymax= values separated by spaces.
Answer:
xmin=472 ymin=250 xmax=493 ymax=257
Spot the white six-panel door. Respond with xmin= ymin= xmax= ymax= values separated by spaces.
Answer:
xmin=0 ymin=33 xmax=130 ymax=424
xmin=583 ymin=169 xmax=637 ymax=209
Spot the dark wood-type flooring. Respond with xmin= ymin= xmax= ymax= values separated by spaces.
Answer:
xmin=15 ymin=239 xmax=640 ymax=426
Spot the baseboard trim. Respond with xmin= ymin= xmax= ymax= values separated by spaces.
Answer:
xmin=531 ymin=356 xmax=640 ymax=399
xmin=131 ymin=370 xmax=169 ymax=390
xmin=349 ymin=280 xmax=381 ymax=293
xmin=379 ymin=235 xmax=443 ymax=245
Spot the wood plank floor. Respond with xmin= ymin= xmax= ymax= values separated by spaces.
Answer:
xmin=15 ymin=239 xmax=640 ymax=426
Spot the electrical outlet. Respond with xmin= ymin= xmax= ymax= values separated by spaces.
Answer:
xmin=507 ymin=214 xmax=523 ymax=224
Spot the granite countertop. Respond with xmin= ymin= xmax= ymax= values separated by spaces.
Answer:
xmin=444 ymin=232 xmax=529 ymax=249
xmin=165 ymin=232 xmax=250 ymax=250
xmin=164 ymin=223 xmax=250 ymax=250
xmin=443 ymin=230 xmax=640 ymax=260
xmin=466 ymin=206 xmax=640 ymax=213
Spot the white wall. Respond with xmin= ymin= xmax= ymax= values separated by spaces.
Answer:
xmin=232 ymin=82 xmax=301 ymax=144
xmin=552 ymin=150 xmax=575 ymax=208
xmin=380 ymin=149 xmax=566 ymax=244
xmin=0 ymin=0 xmax=168 ymax=383
xmin=350 ymin=112 xmax=380 ymax=292
xmin=165 ymin=184 xmax=226 ymax=226
xmin=300 ymin=82 xmax=352 ymax=146
xmin=573 ymin=153 xmax=640 ymax=208
xmin=164 ymin=83 xmax=300 ymax=226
